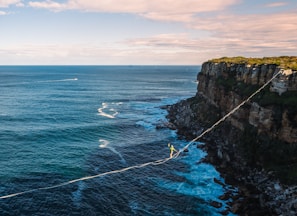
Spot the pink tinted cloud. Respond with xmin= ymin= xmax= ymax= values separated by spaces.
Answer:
xmin=126 ymin=34 xmax=203 ymax=50
xmin=28 ymin=0 xmax=240 ymax=21
xmin=190 ymin=11 xmax=297 ymax=48
xmin=28 ymin=0 xmax=67 ymax=11
xmin=29 ymin=0 xmax=239 ymax=12
xmin=0 ymin=0 xmax=22 ymax=8
xmin=265 ymin=2 xmax=288 ymax=7
xmin=124 ymin=8 xmax=297 ymax=60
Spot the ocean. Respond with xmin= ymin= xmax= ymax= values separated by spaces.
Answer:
xmin=0 ymin=66 xmax=232 ymax=215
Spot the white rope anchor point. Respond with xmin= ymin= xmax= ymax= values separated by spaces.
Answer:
xmin=0 ymin=71 xmax=281 ymax=200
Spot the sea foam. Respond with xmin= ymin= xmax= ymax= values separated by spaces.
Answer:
xmin=97 ymin=102 xmax=119 ymax=119
xmin=99 ymin=139 xmax=126 ymax=164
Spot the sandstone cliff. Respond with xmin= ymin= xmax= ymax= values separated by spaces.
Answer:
xmin=168 ymin=60 xmax=297 ymax=179
xmin=166 ymin=58 xmax=297 ymax=215
xmin=198 ymin=61 xmax=297 ymax=144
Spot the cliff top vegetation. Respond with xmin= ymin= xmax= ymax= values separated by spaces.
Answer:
xmin=209 ymin=56 xmax=297 ymax=70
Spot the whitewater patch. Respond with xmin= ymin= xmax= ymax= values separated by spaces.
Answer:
xmin=133 ymin=100 xmax=168 ymax=131
xmin=154 ymin=142 xmax=233 ymax=215
xmin=98 ymin=139 xmax=126 ymax=164
xmin=97 ymin=102 xmax=120 ymax=119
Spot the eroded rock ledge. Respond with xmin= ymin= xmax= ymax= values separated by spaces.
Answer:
xmin=166 ymin=59 xmax=297 ymax=215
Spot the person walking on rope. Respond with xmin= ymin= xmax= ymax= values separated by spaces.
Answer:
xmin=168 ymin=143 xmax=177 ymax=158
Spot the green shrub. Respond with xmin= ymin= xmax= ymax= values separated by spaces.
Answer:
xmin=253 ymin=88 xmax=297 ymax=109
xmin=240 ymin=125 xmax=297 ymax=184
xmin=218 ymin=78 xmax=297 ymax=109
xmin=209 ymin=56 xmax=297 ymax=70
xmin=236 ymin=82 xmax=259 ymax=97
xmin=215 ymin=76 xmax=237 ymax=92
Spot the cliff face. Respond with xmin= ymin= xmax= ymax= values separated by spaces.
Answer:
xmin=166 ymin=60 xmax=297 ymax=214
xmin=198 ymin=62 xmax=297 ymax=144
xmin=167 ymin=61 xmax=297 ymax=183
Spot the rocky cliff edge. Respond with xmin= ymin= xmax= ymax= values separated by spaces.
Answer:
xmin=166 ymin=58 xmax=297 ymax=215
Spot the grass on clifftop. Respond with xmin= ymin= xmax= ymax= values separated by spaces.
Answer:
xmin=209 ymin=56 xmax=297 ymax=70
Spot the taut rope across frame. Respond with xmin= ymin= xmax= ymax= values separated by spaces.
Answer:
xmin=0 ymin=71 xmax=281 ymax=199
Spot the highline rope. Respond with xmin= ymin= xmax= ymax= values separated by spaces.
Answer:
xmin=0 ymin=71 xmax=281 ymax=199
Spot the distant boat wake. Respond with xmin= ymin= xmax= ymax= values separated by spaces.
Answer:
xmin=37 ymin=78 xmax=78 ymax=83
xmin=0 ymin=78 xmax=78 ymax=87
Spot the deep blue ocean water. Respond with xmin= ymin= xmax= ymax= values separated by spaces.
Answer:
xmin=0 ymin=66 xmax=233 ymax=215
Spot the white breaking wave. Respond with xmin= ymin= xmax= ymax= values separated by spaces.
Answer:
xmin=98 ymin=138 xmax=110 ymax=148
xmin=97 ymin=102 xmax=119 ymax=119
xmin=98 ymin=139 xmax=126 ymax=164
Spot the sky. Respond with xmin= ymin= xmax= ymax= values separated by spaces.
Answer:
xmin=0 ymin=0 xmax=297 ymax=65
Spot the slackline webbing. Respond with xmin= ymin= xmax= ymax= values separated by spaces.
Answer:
xmin=0 ymin=70 xmax=281 ymax=199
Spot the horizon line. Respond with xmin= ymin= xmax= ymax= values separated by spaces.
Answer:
xmin=0 ymin=64 xmax=201 ymax=67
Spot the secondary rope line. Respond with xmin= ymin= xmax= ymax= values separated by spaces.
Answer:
xmin=0 ymin=71 xmax=281 ymax=200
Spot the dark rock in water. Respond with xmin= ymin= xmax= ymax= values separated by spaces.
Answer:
xmin=210 ymin=201 xmax=223 ymax=208
xmin=219 ymin=209 xmax=230 ymax=215
xmin=156 ymin=121 xmax=176 ymax=130
xmin=159 ymin=105 xmax=170 ymax=110
xmin=219 ymin=193 xmax=230 ymax=201
xmin=213 ymin=178 xmax=225 ymax=187
xmin=183 ymin=148 xmax=189 ymax=152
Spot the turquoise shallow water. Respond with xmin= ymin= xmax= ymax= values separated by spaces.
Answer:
xmin=0 ymin=66 xmax=232 ymax=215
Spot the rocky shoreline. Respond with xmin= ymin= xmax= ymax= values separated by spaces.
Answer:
xmin=164 ymin=96 xmax=297 ymax=216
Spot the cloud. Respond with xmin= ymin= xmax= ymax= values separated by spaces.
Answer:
xmin=28 ymin=0 xmax=66 ymax=11
xmin=126 ymin=33 xmax=202 ymax=50
xmin=0 ymin=10 xmax=7 ymax=15
xmin=0 ymin=0 xmax=24 ymax=15
xmin=0 ymin=0 xmax=22 ymax=8
xmin=28 ymin=0 xmax=239 ymax=12
xmin=123 ymin=8 xmax=297 ymax=62
xmin=188 ymin=11 xmax=297 ymax=51
xmin=4 ymin=0 xmax=297 ymax=64
xmin=195 ymin=13 xmax=297 ymax=39
xmin=28 ymin=0 xmax=240 ymax=21
xmin=265 ymin=2 xmax=288 ymax=7
xmin=0 ymin=42 xmax=206 ymax=65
